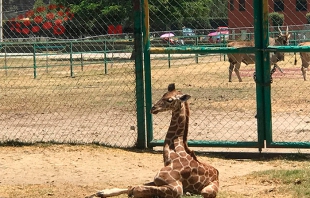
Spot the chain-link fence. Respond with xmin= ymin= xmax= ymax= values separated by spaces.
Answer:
xmin=1 ymin=0 xmax=310 ymax=150
xmin=146 ymin=0 xmax=310 ymax=150
xmin=0 ymin=1 xmax=137 ymax=147
xmin=148 ymin=0 xmax=258 ymax=145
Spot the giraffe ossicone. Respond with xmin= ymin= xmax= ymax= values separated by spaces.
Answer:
xmin=88 ymin=83 xmax=219 ymax=198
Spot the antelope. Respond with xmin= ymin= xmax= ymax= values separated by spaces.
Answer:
xmin=294 ymin=42 xmax=310 ymax=81
xmin=227 ymin=26 xmax=291 ymax=82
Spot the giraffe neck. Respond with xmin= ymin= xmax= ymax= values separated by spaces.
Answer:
xmin=163 ymin=102 xmax=193 ymax=165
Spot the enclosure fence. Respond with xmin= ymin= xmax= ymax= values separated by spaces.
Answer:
xmin=142 ymin=0 xmax=310 ymax=151
xmin=1 ymin=0 xmax=310 ymax=151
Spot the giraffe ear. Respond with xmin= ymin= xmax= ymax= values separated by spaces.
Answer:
xmin=168 ymin=83 xmax=175 ymax=92
xmin=179 ymin=94 xmax=191 ymax=102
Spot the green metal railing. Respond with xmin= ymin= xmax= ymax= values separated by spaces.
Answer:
xmin=0 ymin=39 xmax=133 ymax=79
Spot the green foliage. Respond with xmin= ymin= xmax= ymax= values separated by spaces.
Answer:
xmin=306 ymin=13 xmax=310 ymax=24
xmin=53 ymin=0 xmax=227 ymax=34
xmin=33 ymin=0 xmax=46 ymax=9
xmin=209 ymin=0 xmax=228 ymax=18
xmin=149 ymin=0 xmax=214 ymax=30
xmin=54 ymin=0 xmax=132 ymax=35
xmin=269 ymin=12 xmax=284 ymax=27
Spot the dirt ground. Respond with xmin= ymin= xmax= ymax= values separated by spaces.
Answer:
xmin=0 ymin=53 xmax=310 ymax=198
xmin=0 ymin=145 xmax=309 ymax=198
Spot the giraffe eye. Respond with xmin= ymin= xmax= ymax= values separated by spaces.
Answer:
xmin=167 ymin=98 xmax=173 ymax=102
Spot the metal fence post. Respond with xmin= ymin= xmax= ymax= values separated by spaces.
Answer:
xmin=294 ymin=32 xmax=297 ymax=63
xmin=104 ymin=40 xmax=108 ymax=74
xmin=195 ymin=37 xmax=198 ymax=63
xmin=70 ymin=42 xmax=74 ymax=77
xmin=4 ymin=44 xmax=7 ymax=76
xmin=143 ymin=0 xmax=153 ymax=149
xmin=45 ymin=51 xmax=49 ymax=73
xmin=168 ymin=41 xmax=171 ymax=68
xmin=33 ymin=43 xmax=37 ymax=79
xmin=254 ymin=0 xmax=271 ymax=152
xmin=134 ymin=0 xmax=146 ymax=148
xmin=80 ymin=41 xmax=83 ymax=71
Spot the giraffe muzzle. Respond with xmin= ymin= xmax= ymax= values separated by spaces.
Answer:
xmin=150 ymin=106 xmax=159 ymax=114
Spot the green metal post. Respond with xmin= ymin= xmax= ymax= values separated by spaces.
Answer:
xmin=294 ymin=32 xmax=297 ymax=62
xmin=195 ymin=37 xmax=198 ymax=63
xmin=254 ymin=0 xmax=271 ymax=151
xmin=4 ymin=45 xmax=7 ymax=76
xmin=168 ymin=40 xmax=171 ymax=68
xmin=223 ymin=34 xmax=226 ymax=61
xmin=134 ymin=0 xmax=146 ymax=148
xmin=70 ymin=42 xmax=74 ymax=77
xmin=45 ymin=52 xmax=49 ymax=73
xmin=33 ymin=44 xmax=37 ymax=79
xmin=80 ymin=41 xmax=83 ymax=71
xmin=104 ymin=40 xmax=108 ymax=74
xmin=143 ymin=0 xmax=153 ymax=148
xmin=80 ymin=52 xmax=83 ymax=71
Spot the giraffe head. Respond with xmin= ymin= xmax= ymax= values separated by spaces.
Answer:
xmin=151 ymin=83 xmax=191 ymax=114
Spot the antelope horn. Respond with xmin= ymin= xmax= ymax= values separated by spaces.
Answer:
xmin=286 ymin=26 xmax=289 ymax=35
xmin=278 ymin=26 xmax=283 ymax=36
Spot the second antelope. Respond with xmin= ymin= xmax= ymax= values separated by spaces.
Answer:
xmin=294 ymin=42 xmax=310 ymax=81
xmin=227 ymin=26 xmax=291 ymax=82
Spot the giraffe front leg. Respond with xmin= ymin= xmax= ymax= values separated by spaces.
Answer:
xmin=200 ymin=180 xmax=219 ymax=198
xmin=94 ymin=188 xmax=129 ymax=197
xmin=130 ymin=182 xmax=183 ymax=198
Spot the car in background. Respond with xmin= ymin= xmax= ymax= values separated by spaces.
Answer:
xmin=207 ymin=26 xmax=229 ymax=43
xmin=182 ymin=27 xmax=195 ymax=37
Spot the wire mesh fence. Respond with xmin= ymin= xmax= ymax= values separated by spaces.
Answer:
xmin=1 ymin=0 xmax=310 ymax=149
xmin=0 ymin=1 xmax=138 ymax=147
xmin=148 ymin=0 xmax=253 ymax=144
xmin=148 ymin=0 xmax=310 ymax=148
xmin=0 ymin=39 xmax=137 ymax=147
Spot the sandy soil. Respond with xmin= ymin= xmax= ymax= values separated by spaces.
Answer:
xmin=0 ymin=54 xmax=309 ymax=198
xmin=0 ymin=145 xmax=307 ymax=198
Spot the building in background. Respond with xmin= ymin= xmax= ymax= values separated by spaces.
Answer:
xmin=228 ymin=0 xmax=310 ymax=28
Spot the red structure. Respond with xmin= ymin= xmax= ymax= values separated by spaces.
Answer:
xmin=228 ymin=0 xmax=310 ymax=28
xmin=107 ymin=25 xmax=123 ymax=34
xmin=9 ymin=4 xmax=74 ymax=36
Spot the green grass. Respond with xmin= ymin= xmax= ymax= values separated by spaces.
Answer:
xmin=247 ymin=168 xmax=310 ymax=198
xmin=182 ymin=192 xmax=247 ymax=198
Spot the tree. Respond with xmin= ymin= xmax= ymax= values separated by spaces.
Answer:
xmin=33 ymin=0 xmax=46 ymax=9
xmin=54 ymin=0 xmax=221 ymax=34
xmin=209 ymin=0 xmax=228 ymax=18
xmin=306 ymin=12 xmax=310 ymax=24
xmin=149 ymin=0 xmax=213 ymax=30
xmin=54 ymin=0 xmax=133 ymax=36
xmin=269 ymin=12 xmax=284 ymax=27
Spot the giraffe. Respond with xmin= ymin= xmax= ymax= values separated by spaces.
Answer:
xmin=88 ymin=83 xmax=219 ymax=198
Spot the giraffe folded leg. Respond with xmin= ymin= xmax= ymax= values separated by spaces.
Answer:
xmin=130 ymin=182 xmax=183 ymax=198
xmin=93 ymin=188 xmax=129 ymax=198
xmin=200 ymin=180 xmax=219 ymax=198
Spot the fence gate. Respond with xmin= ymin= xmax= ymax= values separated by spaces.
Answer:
xmin=136 ymin=0 xmax=310 ymax=151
